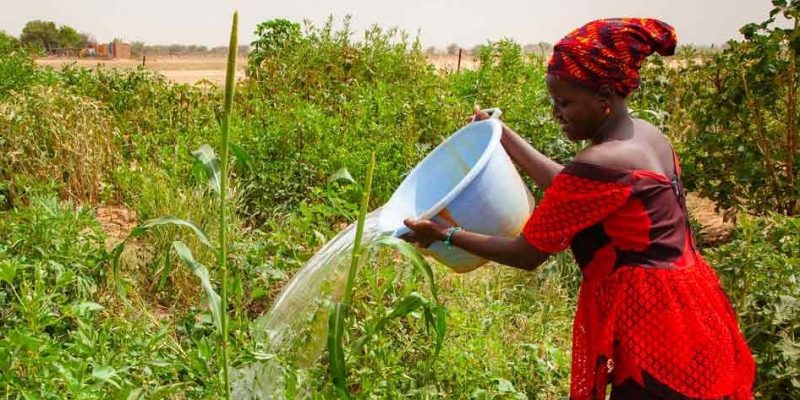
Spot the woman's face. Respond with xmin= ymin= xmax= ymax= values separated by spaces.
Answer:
xmin=545 ymin=74 xmax=608 ymax=141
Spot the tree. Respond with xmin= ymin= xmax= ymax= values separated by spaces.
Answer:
xmin=58 ymin=25 xmax=84 ymax=48
xmin=469 ymin=44 xmax=485 ymax=56
xmin=81 ymin=32 xmax=96 ymax=47
xmin=248 ymin=18 xmax=302 ymax=70
xmin=446 ymin=43 xmax=460 ymax=56
xmin=523 ymin=42 xmax=552 ymax=55
xmin=668 ymin=0 xmax=800 ymax=214
xmin=20 ymin=20 xmax=60 ymax=51
xmin=130 ymin=41 xmax=145 ymax=57
xmin=20 ymin=20 xmax=90 ymax=52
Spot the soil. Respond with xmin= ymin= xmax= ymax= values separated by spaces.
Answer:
xmin=36 ymin=54 xmax=479 ymax=85
xmin=685 ymin=193 xmax=734 ymax=245
xmin=96 ymin=204 xmax=138 ymax=248
xmin=36 ymin=56 xmax=248 ymax=85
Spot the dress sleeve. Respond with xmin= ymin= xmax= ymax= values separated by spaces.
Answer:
xmin=523 ymin=171 xmax=632 ymax=253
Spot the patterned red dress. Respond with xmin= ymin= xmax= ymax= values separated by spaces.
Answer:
xmin=522 ymin=155 xmax=755 ymax=399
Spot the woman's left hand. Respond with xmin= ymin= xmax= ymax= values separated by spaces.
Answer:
xmin=401 ymin=218 xmax=450 ymax=248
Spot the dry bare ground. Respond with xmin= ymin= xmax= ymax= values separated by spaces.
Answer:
xmin=36 ymin=56 xmax=248 ymax=85
xmin=96 ymin=204 xmax=138 ymax=248
xmin=686 ymin=193 xmax=734 ymax=244
xmin=427 ymin=54 xmax=480 ymax=71
xmin=37 ymin=54 xmax=479 ymax=84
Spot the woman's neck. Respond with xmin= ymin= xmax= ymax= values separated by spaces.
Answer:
xmin=591 ymin=103 xmax=632 ymax=145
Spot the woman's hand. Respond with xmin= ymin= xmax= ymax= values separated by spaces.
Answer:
xmin=403 ymin=217 xmax=551 ymax=271
xmin=470 ymin=105 xmax=492 ymax=122
xmin=401 ymin=218 xmax=450 ymax=248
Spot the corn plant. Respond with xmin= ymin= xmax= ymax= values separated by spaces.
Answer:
xmin=110 ymin=12 xmax=239 ymax=400
xmin=326 ymin=152 xmax=447 ymax=397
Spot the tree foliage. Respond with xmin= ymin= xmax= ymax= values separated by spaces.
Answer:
xmin=20 ymin=20 xmax=88 ymax=51
xmin=248 ymin=18 xmax=302 ymax=72
xmin=57 ymin=25 xmax=84 ymax=48
xmin=20 ymin=20 xmax=60 ymax=51
xmin=643 ymin=0 xmax=800 ymax=215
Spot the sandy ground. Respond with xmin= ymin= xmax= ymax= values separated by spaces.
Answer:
xmin=36 ymin=53 xmax=687 ymax=85
xmin=36 ymin=54 xmax=478 ymax=84
xmin=36 ymin=56 xmax=248 ymax=85
xmin=427 ymin=54 xmax=480 ymax=71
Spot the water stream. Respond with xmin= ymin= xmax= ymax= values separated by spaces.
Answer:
xmin=232 ymin=210 xmax=385 ymax=399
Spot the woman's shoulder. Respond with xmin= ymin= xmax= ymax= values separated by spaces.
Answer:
xmin=570 ymin=120 xmax=673 ymax=177
xmin=565 ymin=141 xmax=641 ymax=182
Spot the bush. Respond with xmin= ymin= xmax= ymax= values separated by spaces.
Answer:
xmin=706 ymin=214 xmax=800 ymax=398
xmin=0 ymin=31 xmax=36 ymax=97
xmin=644 ymin=4 xmax=800 ymax=215
xmin=239 ymin=16 xmax=463 ymax=222
xmin=0 ymin=84 xmax=119 ymax=204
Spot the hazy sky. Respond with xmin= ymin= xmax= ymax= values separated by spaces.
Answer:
xmin=0 ymin=0 xmax=784 ymax=48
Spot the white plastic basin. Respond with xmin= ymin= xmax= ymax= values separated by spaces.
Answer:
xmin=379 ymin=110 xmax=535 ymax=272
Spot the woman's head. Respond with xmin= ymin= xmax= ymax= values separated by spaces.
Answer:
xmin=545 ymin=18 xmax=677 ymax=141
xmin=545 ymin=74 xmax=618 ymax=141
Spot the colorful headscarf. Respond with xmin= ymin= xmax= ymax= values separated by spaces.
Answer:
xmin=547 ymin=18 xmax=677 ymax=96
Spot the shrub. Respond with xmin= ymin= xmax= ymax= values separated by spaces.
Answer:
xmin=706 ymin=214 xmax=800 ymax=398
xmin=0 ymin=84 xmax=119 ymax=204
xmin=0 ymin=31 xmax=36 ymax=97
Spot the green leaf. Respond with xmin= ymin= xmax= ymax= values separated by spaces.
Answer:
xmin=125 ymin=388 xmax=144 ymax=400
xmin=375 ymin=292 xmax=427 ymax=331
xmin=157 ymin=243 xmax=172 ymax=291
xmin=136 ymin=216 xmax=215 ymax=250
xmin=229 ymin=141 xmax=252 ymax=171
xmin=172 ymin=240 xmax=223 ymax=332
xmin=72 ymin=301 xmax=104 ymax=315
xmin=0 ymin=259 xmax=17 ymax=284
xmin=470 ymin=389 xmax=488 ymax=399
xmin=109 ymin=244 xmax=129 ymax=298
xmin=192 ymin=144 xmax=221 ymax=195
xmin=327 ymin=167 xmax=356 ymax=185
xmin=92 ymin=365 xmax=121 ymax=389
xmin=110 ymin=216 xmax=215 ymax=298
xmin=777 ymin=338 xmax=800 ymax=361
xmin=494 ymin=378 xmax=516 ymax=393
xmin=327 ymin=302 xmax=348 ymax=393
xmin=54 ymin=363 xmax=79 ymax=390
xmin=375 ymin=235 xmax=439 ymax=301
xmin=354 ymin=292 xmax=429 ymax=354
xmin=433 ymin=305 xmax=447 ymax=360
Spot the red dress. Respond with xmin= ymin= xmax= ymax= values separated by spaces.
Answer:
xmin=522 ymin=156 xmax=755 ymax=400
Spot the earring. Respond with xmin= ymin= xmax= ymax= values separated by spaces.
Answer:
xmin=604 ymin=106 xmax=611 ymax=116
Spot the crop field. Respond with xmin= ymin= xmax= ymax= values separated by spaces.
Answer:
xmin=1 ymin=8 xmax=799 ymax=400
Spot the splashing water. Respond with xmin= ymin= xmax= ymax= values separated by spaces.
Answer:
xmin=232 ymin=210 xmax=385 ymax=399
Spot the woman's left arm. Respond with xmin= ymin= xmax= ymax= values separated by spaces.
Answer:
xmin=402 ymin=219 xmax=550 ymax=271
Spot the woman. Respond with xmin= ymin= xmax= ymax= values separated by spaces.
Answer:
xmin=402 ymin=18 xmax=755 ymax=399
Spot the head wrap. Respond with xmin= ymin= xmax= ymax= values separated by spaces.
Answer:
xmin=547 ymin=18 xmax=677 ymax=96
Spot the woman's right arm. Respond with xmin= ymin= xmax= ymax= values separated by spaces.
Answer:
xmin=473 ymin=107 xmax=564 ymax=189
